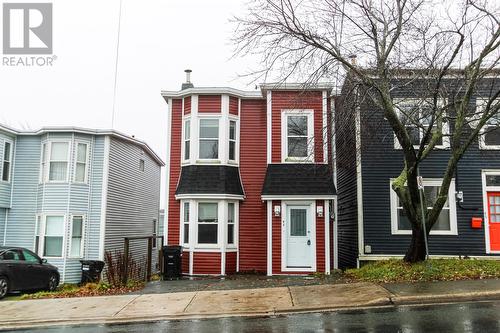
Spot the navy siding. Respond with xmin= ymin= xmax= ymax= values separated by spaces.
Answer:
xmin=335 ymin=93 xmax=359 ymax=268
xmin=359 ymin=78 xmax=500 ymax=256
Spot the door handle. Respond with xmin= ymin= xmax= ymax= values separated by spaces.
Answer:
xmin=307 ymin=240 xmax=311 ymax=246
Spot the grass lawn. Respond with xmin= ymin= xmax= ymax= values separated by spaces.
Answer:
xmin=345 ymin=259 xmax=500 ymax=283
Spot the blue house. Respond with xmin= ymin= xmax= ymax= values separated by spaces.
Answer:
xmin=0 ymin=124 xmax=164 ymax=283
xmin=335 ymin=74 xmax=500 ymax=268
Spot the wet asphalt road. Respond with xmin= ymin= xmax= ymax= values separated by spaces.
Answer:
xmin=4 ymin=300 xmax=500 ymax=333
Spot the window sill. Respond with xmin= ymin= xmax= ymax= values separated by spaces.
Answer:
xmin=391 ymin=230 xmax=458 ymax=236
xmin=394 ymin=145 xmax=450 ymax=150
xmin=479 ymin=145 xmax=500 ymax=150
xmin=196 ymin=160 xmax=221 ymax=164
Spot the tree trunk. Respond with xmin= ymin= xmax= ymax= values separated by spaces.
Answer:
xmin=403 ymin=228 xmax=428 ymax=263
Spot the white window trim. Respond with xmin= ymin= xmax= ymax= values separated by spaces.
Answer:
xmin=197 ymin=115 xmax=222 ymax=163
xmin=38 ymin=213 xmax=67 ymax=259
xmin=68 ymin=214 xmax=85 ymax=258
xmin=45 ymin=140 xmax=71 ymax=183
xmin=195 ymin=201 xmax=220 ymax=248
xmin=481 ymin=170 xmax=500 ymax=254
xmin=228 ymin=117 xmax=239 ymax=164
xmin=1 ymin=139 xmax=13 ymax=183
xmin=73 ymin=141 xmax=90 ymax=184
xmin=182 ymin=116 xmax=191 ymax=164
xmin=393 ymin=98 xmax=450 ymax=150
xmin=281 ymin=109 xmax=315 ymax=163
xmin=390 ymin=178 xmax=458 ymax=235
xmin=226 ymin=201 xmax=239 ymax=249
xmin=180 ymin=200 xmax=191 ymax=248
xmin=181 ymin=199 xmax=239 ymax=251
xmin=477 ymin=98 xmax=500 ymax=150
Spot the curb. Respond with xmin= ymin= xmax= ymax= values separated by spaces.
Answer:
xmin=1 ymin=292 xmax=499 ymax=330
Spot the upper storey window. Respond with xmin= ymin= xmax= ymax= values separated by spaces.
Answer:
xmin=199 ymin=118 xmax=219 ymax=159
xmin=184 ymin=119 xmax=191 ymax=161
xmin=394 ymin=99 xmax=449 ymax=149
xmin=2 ymin=141 xmax=12 ymax=182
xmin=478 ymin=99 xmax=500 ymax=149
xmin=49 ymin=142 xmax=69 ymax=182
xmin=281 ymin=110 xmax=314 ymax=162
xmin=229 ymin=120 xmax=237 ymax=161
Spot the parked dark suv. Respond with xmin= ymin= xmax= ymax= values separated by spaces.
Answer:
xmin=0 ymin=246 xmax=59 ymax=299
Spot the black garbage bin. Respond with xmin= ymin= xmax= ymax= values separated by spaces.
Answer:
xmin=162 ymin=245 xmax=182 ymax=280
xmin=80 ymin=260 xmax=105 ymax=284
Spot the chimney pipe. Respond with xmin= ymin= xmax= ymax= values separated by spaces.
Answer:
xmin=181 ymin=69 xmax=194 ymax=90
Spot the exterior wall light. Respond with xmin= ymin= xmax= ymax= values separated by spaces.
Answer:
xmin=274 ymin=205 xmax=281 ymax=217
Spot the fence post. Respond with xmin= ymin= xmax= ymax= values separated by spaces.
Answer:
xmin=123 ymin=238 xmax=129 ymax=285
xmin=147 ymin=237 xmax=152 ymax=281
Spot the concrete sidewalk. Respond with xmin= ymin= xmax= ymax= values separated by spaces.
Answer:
xmin=0 ymin=279 xmax=499 ymax=330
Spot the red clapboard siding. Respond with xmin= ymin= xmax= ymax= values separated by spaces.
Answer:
xmin=271 ymin=200 xmax=282 ymax=274
xmin=238 ymin=99 xmax=268 ymax=273
xmin=167 ymin=99 xmax=182 ymax=245
xmin=184 ymin=96 xmax=191 ymax=115
xmin=229 ymin=96 xmax=239 ymax=115
xmin=271 ymin=91 xmax=324 ymax=163
xmin=316 ymin=201 xmax=325 ymax=272
xmin=225 ymin=252 xmax=237 ymax=274
xmin=182 ymin=251 xmax=190 ymax=274
xmin=198 ymin=95 xmax=221 ymax=113
xmin=193 ymin=252 xmax=221 ymax=274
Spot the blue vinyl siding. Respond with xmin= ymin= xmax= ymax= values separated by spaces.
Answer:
xmin=0 ymin=208 xmax=5 ymax=245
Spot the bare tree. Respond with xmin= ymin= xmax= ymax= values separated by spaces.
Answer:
xmin=234 ymin=0 xmax=500 ymax=262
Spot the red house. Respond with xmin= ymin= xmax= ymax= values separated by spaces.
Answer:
xmin=162 ymin=71 xmax=337 ymax=276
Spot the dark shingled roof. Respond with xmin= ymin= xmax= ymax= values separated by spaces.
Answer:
xmin=176 ymin=165 xmax=244 ymax=196
xmin=262 ymin=164 xmax=336 ymax=196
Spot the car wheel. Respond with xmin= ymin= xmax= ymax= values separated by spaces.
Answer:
xmin=47 ymin=274 xmax=58 ymax=292
xmin=0 ymin=277 xmax=9 ymax=299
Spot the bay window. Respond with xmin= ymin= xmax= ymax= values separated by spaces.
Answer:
xmin=184 ymin=119 xmax=191 ymax=161
xmin=74 ymin=143 xmax=88 ymax=183
xmin=199 ymin=119 xmax=219 ymax=159
xmin=48 ymin=142 xmax=69 ymax=182
xmin=227 ymin=202 xmax=235 ymax=245
xmin=70 ymin=216 xmax=84 ymax=257
xmin=229 ymin=120 xmax=237 ymax=161
xmin=183 ymin=202 xmax=190 ymax=245
xmin=43 ymin=215 xmax=64 ymax=257
xmin=282 ymin=110 xmax=314 ymax=162
xmin=390 ymin=179 xmax=457 ymax=235
xmin=2 ymin=141 xmax=12 ymax=182
xmin=198 ymin=202 xmax=218 ymax=244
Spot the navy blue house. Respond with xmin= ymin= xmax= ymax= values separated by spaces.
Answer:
xmin=335 ymin=73 xmax=500 ymax=268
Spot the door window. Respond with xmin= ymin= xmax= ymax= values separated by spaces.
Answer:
xmin=22 ymin=250 xmax=40 ymax=263
xmin=0 ymin=249 xmax=22 ymax=261
xmin=290 ymin=208 xmax=307 ymax=236
xmin=489 ymin=195 xmax=500 ymax=223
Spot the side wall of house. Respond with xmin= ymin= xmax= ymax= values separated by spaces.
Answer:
xmin=104 ymin=137 xmax=161 ymax=274
xmin=335 ymin=93 xmax=359 ymax=269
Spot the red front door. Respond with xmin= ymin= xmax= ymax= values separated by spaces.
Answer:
xmin=487 ymin=192 xmax=500 ymax=252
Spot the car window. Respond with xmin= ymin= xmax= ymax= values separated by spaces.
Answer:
xmin=0 ymin=249 xmax=23 ymax=261
xmin=22 ymin=250 xmax=41 ymax=264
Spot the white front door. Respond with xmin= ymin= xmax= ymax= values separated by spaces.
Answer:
xmin=285 ymin=205 xmax=314 ymax=269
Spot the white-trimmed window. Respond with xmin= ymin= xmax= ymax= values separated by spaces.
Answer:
xmin=227 ymin=202 xmax=235 ymax=245
xmin=182 ymin=202 xmax=190 ymax=246
xmin=43 ymin=215 xmax=65 ymax=257
xmin=183 ymin=119 xmax=191 ymax=161
xmin=74 ymin=143 xmax=88 ymax=183
xmin=281 ymin=110 xmax=314 ymax=162
xmin=34 ymin=215 xmax=42 ymax=255
xmin=69 ymin=215 xmax=84 ymax=257
xmin=2 ymin=140 xmax=12 ymax=182
xmin=390 ymin=179 xmax=457 ymax=235
xmin=197 ymin=202 xmax=218 ymax=244
xmin=199 ymin=118 xmax=219 ymax=160
xmin=477 ymin=99 xmax=500 ymax=149
xmin=40 ymin=143 xmax=47 ymax=183
xmin=229 ymin=120 xmax=237 ymax=161
xmin=48 ymin=142 xmax=69 ymax=182
xmin=394 ymin=99 xmax=449 ymax=149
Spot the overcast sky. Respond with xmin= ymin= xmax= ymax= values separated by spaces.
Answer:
xmin=0 ymin=0 xmax=257 ymax=207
